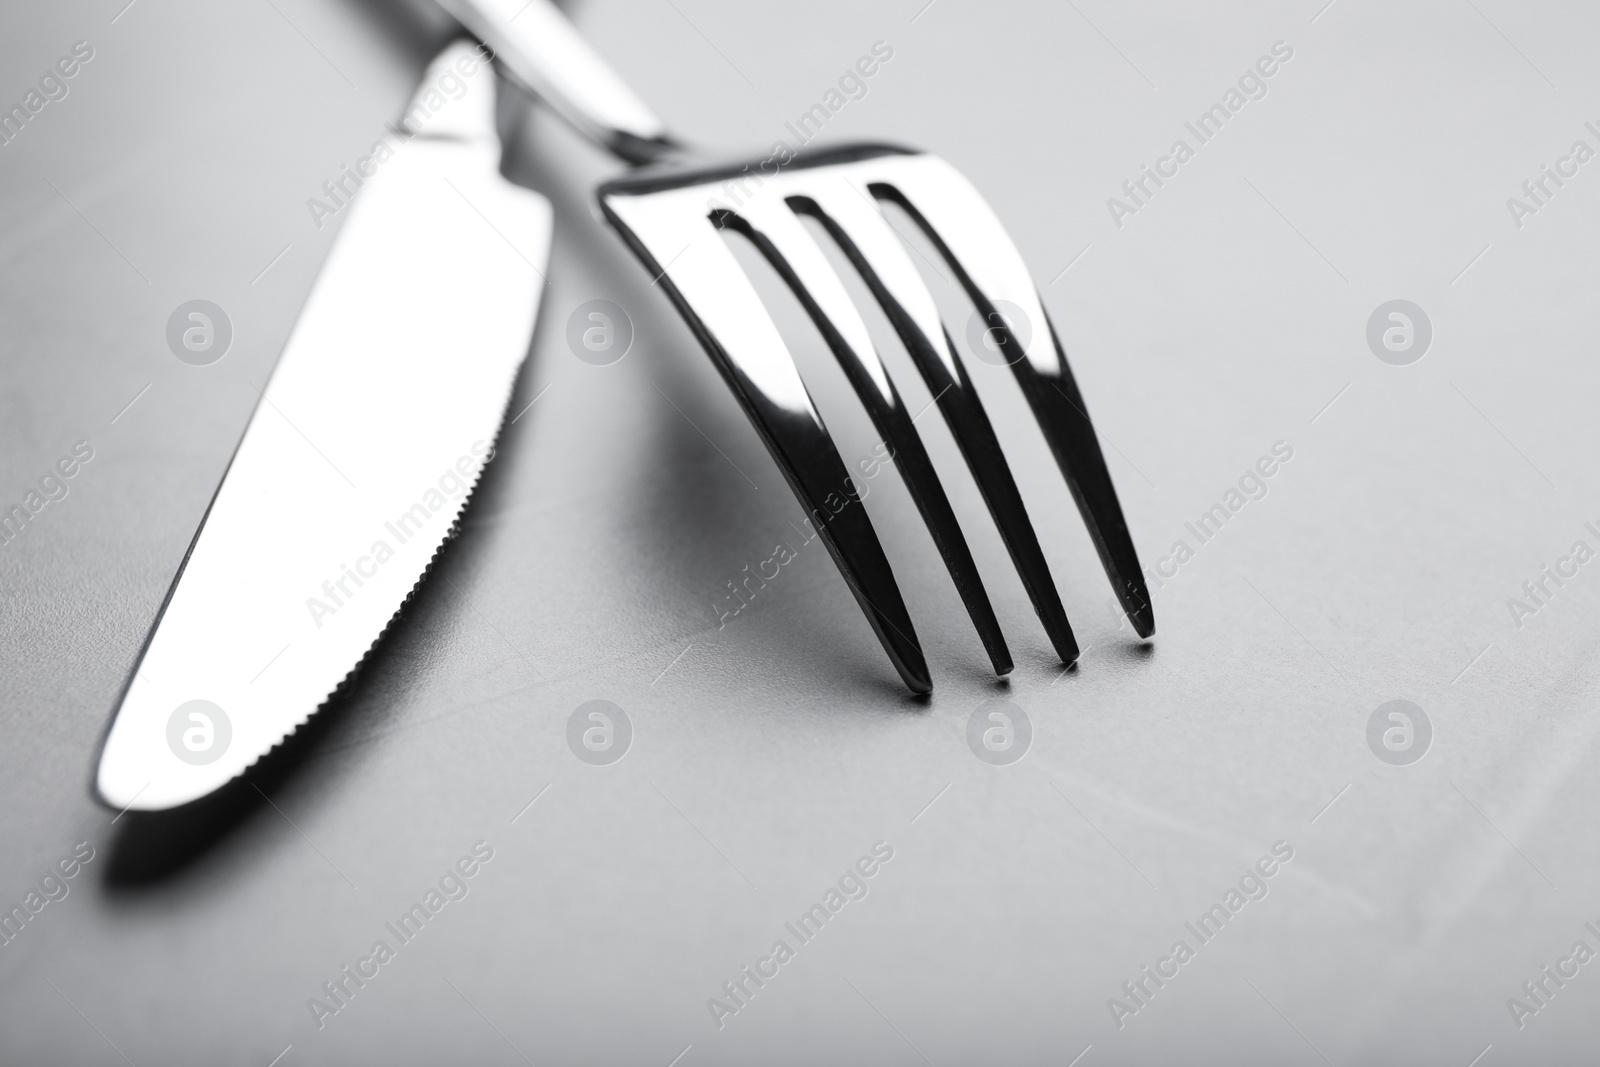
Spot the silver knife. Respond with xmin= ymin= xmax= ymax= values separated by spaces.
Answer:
xmin=96 ymin=41 xmax=552 ymax=811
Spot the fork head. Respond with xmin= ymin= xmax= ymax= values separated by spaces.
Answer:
xmin=598 ymin=143 xmax=1153 ymax=693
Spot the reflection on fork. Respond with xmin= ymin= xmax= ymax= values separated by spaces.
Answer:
xmin=444 ymin=0 xmax=1155 ymax=693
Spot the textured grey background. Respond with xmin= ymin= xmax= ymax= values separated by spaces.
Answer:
xmin=3 ymin=0 xmax=1600 ymax=1063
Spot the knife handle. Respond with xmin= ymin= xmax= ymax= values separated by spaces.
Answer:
xmin=440 ymin=0 xmax=679 ymax=164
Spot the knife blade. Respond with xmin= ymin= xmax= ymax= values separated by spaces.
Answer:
xmin=96 ymin=41 xmax=552 ymax=812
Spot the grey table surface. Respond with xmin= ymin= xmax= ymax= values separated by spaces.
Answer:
xmin=4 ymin=0 xmax=1600 ymax=1063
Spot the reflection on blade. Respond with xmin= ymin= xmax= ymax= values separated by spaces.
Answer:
xmin=96 ymin=42 xmax=553 ymax=810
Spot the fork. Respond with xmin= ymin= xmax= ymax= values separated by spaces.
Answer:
xmin=443 ymin=0 xmax=1154 ymax=693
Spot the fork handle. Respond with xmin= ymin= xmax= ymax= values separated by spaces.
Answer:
xmin=439 ymin=0 xmax=678 ymax=163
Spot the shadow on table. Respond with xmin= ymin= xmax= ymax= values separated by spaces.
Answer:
xmin=103 ymin=676 xmax=365 ymax=889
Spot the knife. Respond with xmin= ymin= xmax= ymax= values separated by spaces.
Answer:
xmin=96 ymin=41 xmax=552 ymax=812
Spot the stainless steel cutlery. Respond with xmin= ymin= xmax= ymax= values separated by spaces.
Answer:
xmin=97 ymin=42 xmax=552 ymax=810
xmin=447 ymin=0 xmax=1154 ymax=693
xmin=98 ymin=5 xmax=1155 ymax=811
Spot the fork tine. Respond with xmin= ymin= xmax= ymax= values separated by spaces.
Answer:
xmin=790 ymin=180 xmax=1080 ymax=666
xmin=866 ymin=159 xmax=1155 ymax=638
xmin=599 ymin=187 xmax=931 ymax=692
xmin=718 ymin=197 xmax=1013 ymax=676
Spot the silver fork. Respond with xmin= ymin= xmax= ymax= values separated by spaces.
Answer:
xmin=444 ymin=0 xmax=1154 ymax=693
